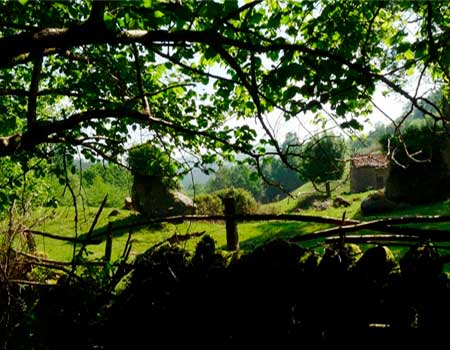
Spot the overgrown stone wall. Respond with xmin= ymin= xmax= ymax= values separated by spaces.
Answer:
xmin=5 ymin=238 xmax=450 ymax=349
xmin=350 ymin=166 xmax=388 ymax=193
xmin=105 ymin=239 xmax=449 ymax=348
xmin=385 ymin=153 xmax=450 ymax=204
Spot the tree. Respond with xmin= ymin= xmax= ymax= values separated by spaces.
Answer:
xmin=262 ymin=157 xmax=304 ymax=201
xmin=0 ymin=0 xmax=449 ymax=206
xmin=206 ymin=164 xmax=265 ymax=202
xmin=301 ymin=134 xmax=346 ymax=197
xmin=261 ymin=132 xmax=304 ymax=201
xmin=81 ymin=162 xmax=130 ymax=188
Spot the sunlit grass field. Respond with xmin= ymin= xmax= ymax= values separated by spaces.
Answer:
xmin=4 ymin=180 xmax=450 ymax=264
xmin=27 ymin=205 xmax=329 ymax=262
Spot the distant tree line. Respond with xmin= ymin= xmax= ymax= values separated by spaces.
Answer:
xmin=198 ymin=132 xmax=347 ymax=202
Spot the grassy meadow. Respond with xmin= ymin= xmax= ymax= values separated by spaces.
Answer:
xmin=26 ymin=205 xmax=329 ymax=262
xmin=5 ymin=177 xmax=448 ymax=266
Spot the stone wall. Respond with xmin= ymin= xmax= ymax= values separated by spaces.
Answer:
xmin=350 ymin=166 xmax=388 ymax=193
xmin=385 ymin=159 xmax=450 ymax=204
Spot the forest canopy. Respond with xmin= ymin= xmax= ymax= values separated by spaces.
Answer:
xmin=0 ymin=0 xmax=449 ymax=194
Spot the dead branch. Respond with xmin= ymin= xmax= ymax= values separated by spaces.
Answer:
xmin=26 ymin=229 xmax=78 ymax=243
xmin=8 ymin=279 xmax=57 ymax=286
xmin=290 ymin=214 xmax=450 ymax=243
xmin=76 ymin=195 xmax=108 ymax=260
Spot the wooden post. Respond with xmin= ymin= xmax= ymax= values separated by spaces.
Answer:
xmin=339 ymin=211 xmax=346 ymax=248
xmin=325 ymin=181 xmax=331 ymax=198
xmin=104 ymin=222 xmax=113 ymax=265
xmin=223 ymin=197 xmax=239 ymax=251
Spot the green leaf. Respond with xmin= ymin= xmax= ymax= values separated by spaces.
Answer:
xmin=248 ymin=12 xmax=263 ymax=25
xmin=406 ymin=66 xmax=414 ymax=76
xmin=103 ymin=12 xmax=115 ymax=31
xmin=442 ymin=48 xmax=450 ymax=66
xmin=404 ymin=49 xmax=414 ymax=60
xmin=284 ymin=86 xmax=301 ymax=100
xmin=203 ymin=46 xmax=217 ymax=60
xmin=0 ymin=191 xmax=8 ymax=205
xmin=341 ymin=119 xmax=363 ymax=130
xmin=143 ymin=0 xmax=152 ymax=8
xmin=18 ymin=0 xmax=28 ymax=5
xmin=200 ymin=2 xmax=222 ymax=18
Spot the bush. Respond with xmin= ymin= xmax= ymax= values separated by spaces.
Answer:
xmin=128 ymin=143 xmax=179 ymax=189
xmin=194 ymin=188 xmax=258 ymax=215
xmin=195 ymin=193 xmax=222 ymax=215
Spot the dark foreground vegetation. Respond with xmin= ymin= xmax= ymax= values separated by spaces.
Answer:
xmin=2 ymin=236 xmax=449 ymax=349
xmin=1 ymin=0 xmax=449 ymax=348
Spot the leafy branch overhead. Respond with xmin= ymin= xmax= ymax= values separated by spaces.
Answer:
xmin=0 ymin=0 xmax=448 ymax=170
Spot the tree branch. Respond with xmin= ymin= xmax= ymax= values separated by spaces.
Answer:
xmin=0 ymin=107 xmax=259 ymax=159
xmin=211 ymin=41 xmax=288 ymax=174
xmin=426 ymin=1 xmax=450 ymax=83
xmin=0 ymin=27 xmax=212 ymax=68
xmin=149 ymin=46 xmax=236 ymax=83
xmin=290 ymin=214 xmax=450 ymax=242
xmin=131 ymin=42 xmax=151 ymax=116
xmin=27 ymin=51 xmax=44 ymax=127
xmin=86 ymin=0 xmax=107 ymax=27
xmin=213 ymin=0 xmax=263 ymax=28
xmin=361 ymin=4 xmax=383 ymax=64
xmin=0 ymin=20 xmax=438 ymax=125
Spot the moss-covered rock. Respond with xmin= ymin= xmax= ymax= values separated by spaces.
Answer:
xmin=319 ymin=243 xmax=362 ymax=274
xmin=400 ymin=244 xmax=442 ymax=280
xmin=353 ymin=245 xmax=397 ymax=282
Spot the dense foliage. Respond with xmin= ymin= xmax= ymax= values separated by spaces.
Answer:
xmin=128 ymin=142 xmax=179 ymax=189
xmin=262 ymin=157 xmax=304 ymax=200
xmin=0 ymin=0 xmax=448 ymax=207
xmin=1 ymin=2 xmax=450 ymax=346
xmin=0 ymin=156 xmax=55 ymax=214
xmin=262 ymin=132 xmax=305 ymax=200
xmin=29 ymin=161 xmax=132 ymax=209
xmin=380 ymin=124 xmax=447 ymax=167
xmin=204 ymin=133 xmax=304 ymax=203
xmin=205 ymin=164 xmax=265 ymax=201
xmin=78 ymin=162 xmax=131 ymax=207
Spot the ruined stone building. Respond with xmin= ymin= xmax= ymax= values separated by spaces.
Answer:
xmin=350 ymin=153 xmax=389 ymax=193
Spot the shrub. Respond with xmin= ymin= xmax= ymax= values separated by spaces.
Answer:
xmin=128 ymin=143 xmax=179 ymax=189
xmin=194 ymin=188 xmax=258 ymax=215
xmin=195 ymin=193 xmax=223 ymax=216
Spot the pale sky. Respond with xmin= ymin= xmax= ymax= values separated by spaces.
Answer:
xmin=224 ymin=84 xmax=407 ymax=146
xmin=127 ymin=82 xmax=409 ymax=155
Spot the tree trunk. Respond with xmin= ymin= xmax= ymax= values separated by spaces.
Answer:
xmin=325 ymin=181 xmax=331 ymax=198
